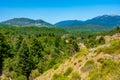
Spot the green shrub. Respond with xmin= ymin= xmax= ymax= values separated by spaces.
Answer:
xmin=13 ymin=75 xmax=27 ymax=80
xmin=78 ymin=60 xmax=82 ymax=63
xmin=101 ymin=59 xmax=117 ymax=73
xmin=97 ymin=36 xmax=105 ymax=44
xmin=97 ymin=39 xmax=120 ymax=54
xmin=88 ymin=60 xmax=120 ymax=80
xmin=53 ymin=64 xmax=60 ymax=70
xmin=71 ymin=72 xmax=81 ymax=80
xmin=9 ymin=71 xmax=17 ymax=79
xmin=29 ymin=69 xmax=40 ymax=80
xmin=52 ymin=73 xmax=71 ymax=80
xmin=97 ymin=58 xmax=104 ymax=63
xmin=64 ymin=67 xmax=73 ymax=76
xmin=89 ymin=68 xmax=102 ymax=80
xmin=81 ymin=60 xmax=94 ymax=72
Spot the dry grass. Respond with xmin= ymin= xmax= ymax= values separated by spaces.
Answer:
xmin=35 ymin=38 xmax=120 ymax=80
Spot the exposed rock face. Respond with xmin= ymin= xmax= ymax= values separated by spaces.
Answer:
xmin=112 ymin=33 xmax=120 ymax=39
xmin=104 ymin=36 xmax=111 ymax=43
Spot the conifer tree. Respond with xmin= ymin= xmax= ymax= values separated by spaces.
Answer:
xmin=0 ymin=33 xmax=10 ymax=75
xmin=17 ymin=39 xmax=33 ymax=79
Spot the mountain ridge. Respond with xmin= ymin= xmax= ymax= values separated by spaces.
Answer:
xmin=1 ymin=15 xmax=120 ymax=29
xmin=55 ymin=15 xmax=120 ymax=29
xmin=0 ymin=18 xmax=53 ymax=27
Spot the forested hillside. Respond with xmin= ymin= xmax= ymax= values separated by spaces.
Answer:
xmin=35 ymin=27 xmax=120 ymax=80
xmin=0 ymin=25 xmax=80 ymax=80
xmin=0 ymin=24 xmax=120 ymax=80
xmin=0 ymin=18 xmax=53 ymax=27
xmin=55 ymin=15 xmax=120 ymax=30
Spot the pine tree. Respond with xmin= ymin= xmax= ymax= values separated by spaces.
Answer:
xmin=15 ymin=34 xmax=23 ymax=51
xmin=30 ymin=38 xmax=44 ymax=59
xmin=17 ymin=39 xmax=33 ymax=79
xmin=72 ymin=41 xmax=79 ymax=52
xmin=30 ymin=38 xmax=44 ymax=73
xmin=98 ymin=36 xmax=105 ymax=44
xmin=55 ymin=37 xmax=60 ymax=47
xmin=0 ymin=33 xmax=10 ymax=75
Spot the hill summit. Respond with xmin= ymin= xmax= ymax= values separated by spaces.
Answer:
xmin=0 ymin=18 xmax=53 ymax=27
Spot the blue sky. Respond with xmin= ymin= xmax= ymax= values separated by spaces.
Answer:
xmin=0 ymin=0 xmax=120 ymax=23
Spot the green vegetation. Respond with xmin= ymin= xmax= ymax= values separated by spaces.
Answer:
xmin=88 ymin=59 xmax=120 ymax=80
xmin=0 ymin=24 xmax=120 ymax=80
xmin=52 ymin=73 xmax=71 ymax=80
xmin=102 ymin=26 xmax=120 ymax=36
xmin=81 ymin=60 xmax=95 ymax=72
xmin=53 ymin=64 xmax=60 ymax=70
xmin=52 ymin=71 xmax=81 ymax=80
xmin=0 ymin=25 xmax=79 ymax=79
xmin=64 ymin=67 xmax=73 ymax=76
xmin=97 ymin=39 xmax=120 ymax=54
xmin=97 ymin=58 xmax=104 ymax=63
xmin=29 ymin=69 xmax=40 ymax=80
xmin=71 ymin=72 xmax=81 ymax=80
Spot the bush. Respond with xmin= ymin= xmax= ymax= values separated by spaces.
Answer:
xmin=52 ymin=73 xmax=71 ymax=80
xmin=97 ymin=58 xmax=104 ymax=63
xmin=88 ymin=59 xmax=120 ymax=80
xmin=97 ymin=36 xmax=105 ymax=44
xmin=13 ymin=75 xmax=27 ymax=80
xmin=29 ymin=69 xmax=40 ymax=80
xmin=71 ymin=72 xmax=81 ymax=80
xmin=89 ymin=68 xmax=102 ymax=80
xmin=64 ymin=67 xmax=73 ymax=76
xmin=101 ymin=59 xmax=117 ymax=72
xmin=81 ymin=60 xmax=94 ymax=72
xmin=96 ymin=39 xmax=120 ymax=54
xmin=9 ymin=71 xmax=17 ymax=79
xmin=78 ymin=60 xmax=82 ymax=63
xmin=53 ymin=64 xmax=60 ymax=70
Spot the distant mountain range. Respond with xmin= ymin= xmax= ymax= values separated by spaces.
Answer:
xmin=0 ymin=18 xmax=53 ymax=27
xmin=55 ymin=15 xmax=120 ymax=30
xmin=0 ymin=15 xmax=120 ymax=30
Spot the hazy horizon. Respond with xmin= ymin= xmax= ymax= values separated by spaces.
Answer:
xmin=0 ymin=0 xmax=120 ymax=24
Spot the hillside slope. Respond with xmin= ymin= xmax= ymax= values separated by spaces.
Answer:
xmin=35 ymin=33 xmax=120 ymax=80
xmin=0 ymin=18 xmax=53 ymax=27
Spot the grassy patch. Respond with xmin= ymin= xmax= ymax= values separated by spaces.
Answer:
xmin=88 ymin=59 xmax=120 ymax=80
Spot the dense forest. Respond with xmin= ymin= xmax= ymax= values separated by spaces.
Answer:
xmin=0 ymin=24 xmax=120 ymax=80
xmin=0 ymin=25 xmax=79 ymax=80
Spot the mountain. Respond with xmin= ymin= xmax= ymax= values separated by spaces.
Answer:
xmin=1 ymin=15 xmax=120 ymax=29
xmin=55 ymin=15 xmax=120 ymax=29
xmin=86 ymin=15 xmax=120 ymax=27
xmin=0 ymin=18 xmax=53 ymax=27
xmin=55 ymin=20 xmax=83 ymax=27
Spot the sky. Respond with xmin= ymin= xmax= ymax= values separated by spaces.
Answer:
xmin=0 ymin=0 xmax=120 ymax=24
